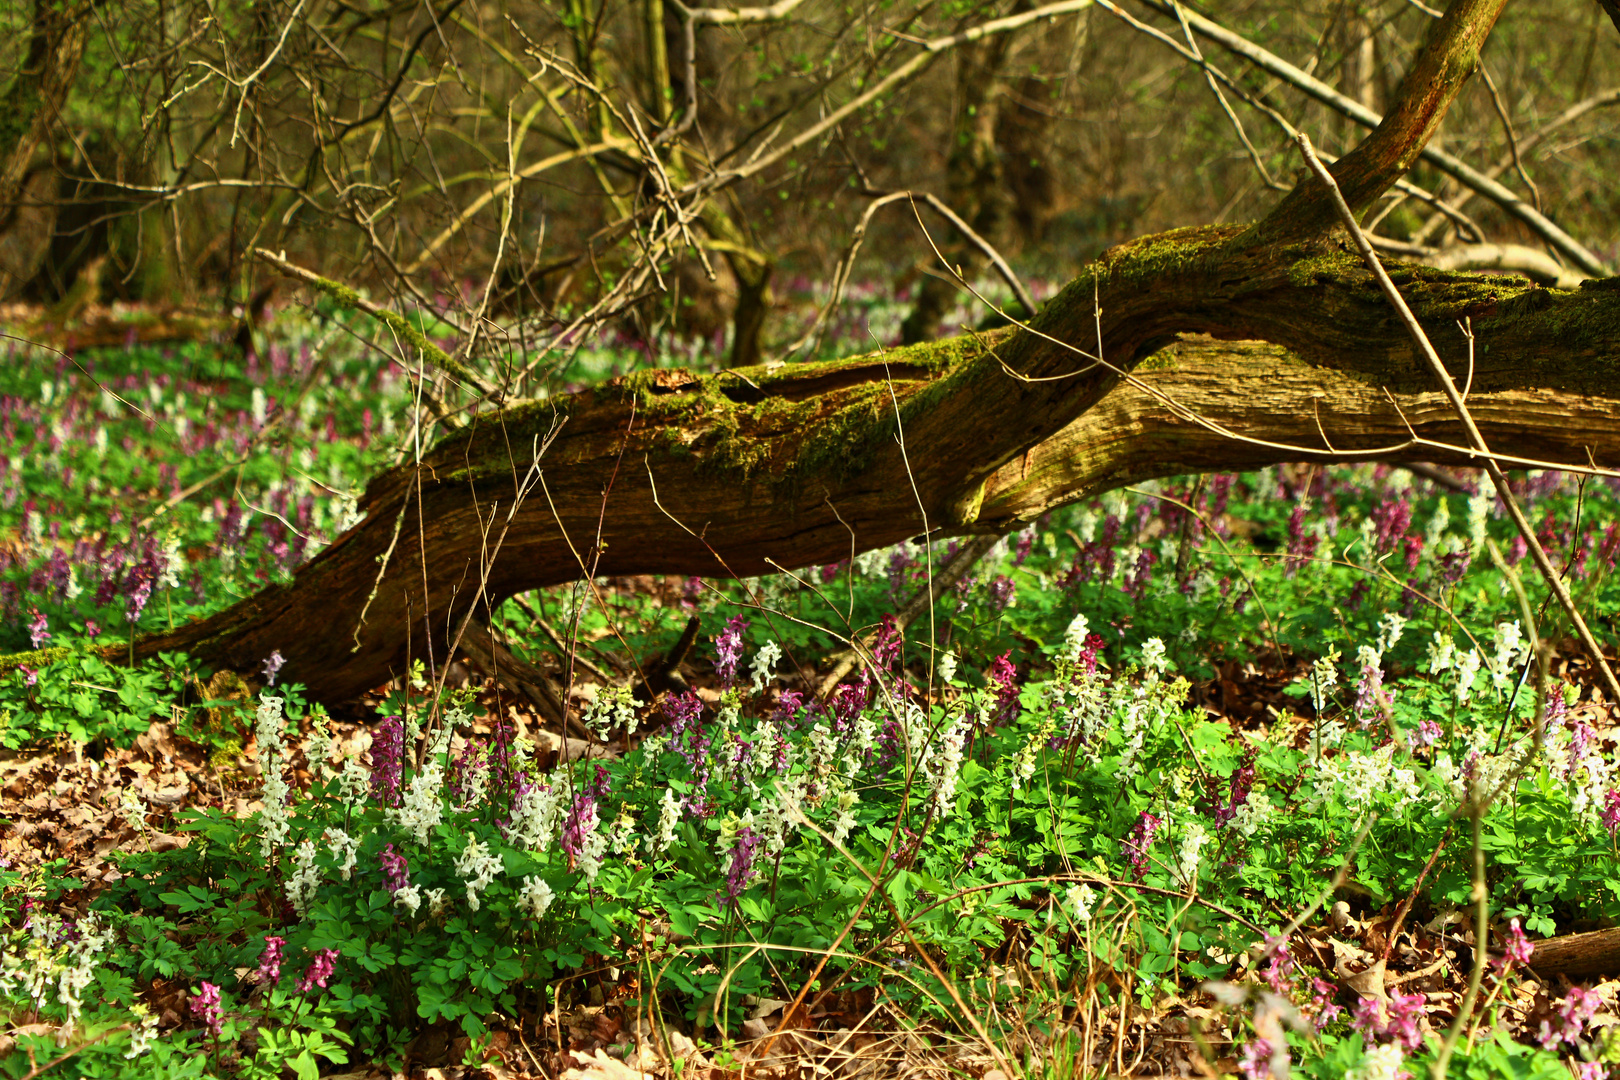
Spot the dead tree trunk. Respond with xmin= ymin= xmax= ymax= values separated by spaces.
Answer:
xmin=117 ymin=0 xmax=1619 ymax=704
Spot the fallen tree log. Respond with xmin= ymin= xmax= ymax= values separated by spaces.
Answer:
xmin=84 ymin=0 xmax=1614 ymax=701
xmin=1526 ymin=926 xmax=1620 ymax=979
xmin=131 ymin=284 xmax=1620 ymax=703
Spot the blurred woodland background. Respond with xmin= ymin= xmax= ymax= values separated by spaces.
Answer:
xmin=0 ymin=0 xmax=1615 ymax=374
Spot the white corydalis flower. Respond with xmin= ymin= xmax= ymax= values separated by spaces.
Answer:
xmin=582 ymin=684 xmax=639 ymax=740
xmin=1177 ymin=821 xmax=1208 ymax=887
xmin=285 ymin=839 xmax=320 ymax=918
xmin=1140 ymin=638 xmax=1169 ymax=684
xmin=1061 ymin=613 xmax=1090 ymax=664
xmin=749 ymin=640 xmax=782 ymax=694
xmin=1426 ymin=631 xmax=1456 ymax=674
xmin=394 ymin=883 xmax=423 ymax=917
xmin=1066 ymin=883 xmax=1096 ymax=923
xmin=453 ymin=838 xmax=502 ymax=912
xmin=1375 ymin=613 xmax=1408 ymax=656
xmin=256 ymin=694 xmax=292 ymax=861
xmin=1309 ymin=650 xmax=1341 ymax=714
xmin=1455 ymin=649 xmax=1483 ymax=704
xmin=1488 ymin=620 xmax=1530 ymax=692
xmin=648 ymin=787 xmax=681 ymax=856
xmin=325 ymin=828 xmax=359 ymax=880
xmin=517 ymin=876 xmax=555 ymax=919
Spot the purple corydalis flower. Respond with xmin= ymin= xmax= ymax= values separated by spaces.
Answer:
xmin=1353 ymin=656 xmax=1395 ymax=729
xmin=561 ymin=765 xmax=611 ymax=861
xmin=1121 ymin=549 xmax=1156 ymax=599
xmin=17 ymin=664 xmax=36 ymax=687
xmin=1238 ymin=1038 xmax=1272 ymax=1080
xmin=714 ymin=614 xmax=749 ymax=684
xmin=1498 ymin=917 xmax=1534 ymax=969
xmin=872 ymin=614 xmax=902 ymax=670
xmin=1122 ymin=811 xmax=1162 ymax=881
xmin=1259 ymin=934 xmax=1295 ymax=994
xmin=1308 ymin=976 xmax=1341 ymax=1030
xmin=1351 ymin=989 xmax=1426 ymax=1052
xmin=1212 ymin=757 xmax=1256 ymax=829
xmin=721 ymin=826 xmax=763 ymax=907
xmin=124 ymin=553 xmax=158 ymax=623
xmin=1604 ymin=788 xmax=1620 ymax=839
xmin=830 ymin=676 xmax=869 ymax=734
xmin=986 ymin=575 xmax=1016 ymax=611
xmin=261 ymin=650 xmax=285 ymax=686
xmin=379 ymin=844 xmax=409 ymax=893
xmin=83 ymin=620 xmax=100 ymax=638
xmin=1285 ymin=502 xmax=1317 ymax=576
xmin=190 ymin=981 xmax=223 ymax=1035
xmin=26 ymin=609 xmax=48 ymax=649
xmin=989 ymin=651 xmax=1020 ymax=725
xmin=258 ymin=935 xmax=286 ymax=986
xmin=771 ymin=689 xmax=805 ymax=726
xmin=370 ymin=716 xmax=404 ymax=808
xmin=1538 ymin=985 xmax=1600 ymax=1049
xmin=295 ymin=948 xmax=340 ymax=994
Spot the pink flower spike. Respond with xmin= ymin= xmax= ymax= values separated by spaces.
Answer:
xmin=1498 ymin=917 xmax=1534 ymax=969
xmin=189 ymin=981 xmax=223 ymax=1035
xmin=295 ymin=948 xmax=340 ymax=994
xmin=257 ymin=935 xmax=285 ymax=986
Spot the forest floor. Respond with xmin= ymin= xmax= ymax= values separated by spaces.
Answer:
xmin=1 ymin=299 xmax=1619 ymax=1079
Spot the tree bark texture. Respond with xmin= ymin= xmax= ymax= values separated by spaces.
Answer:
xmin=135 ymin=236 xmax=1620 ymax=700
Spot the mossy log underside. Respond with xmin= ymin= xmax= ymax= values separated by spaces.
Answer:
xmin=132 ymin=231 xmax=1620 ymax=701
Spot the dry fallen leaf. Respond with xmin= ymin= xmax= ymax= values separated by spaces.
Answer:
xmin=562 ymin=1048 xmax=653 ymax=1080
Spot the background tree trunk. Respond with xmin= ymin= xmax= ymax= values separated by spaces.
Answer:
xmin=0 ymin=0 xmax=91 ymax=298
xmin=899 ymin=18 xmax=1021 ymax=344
